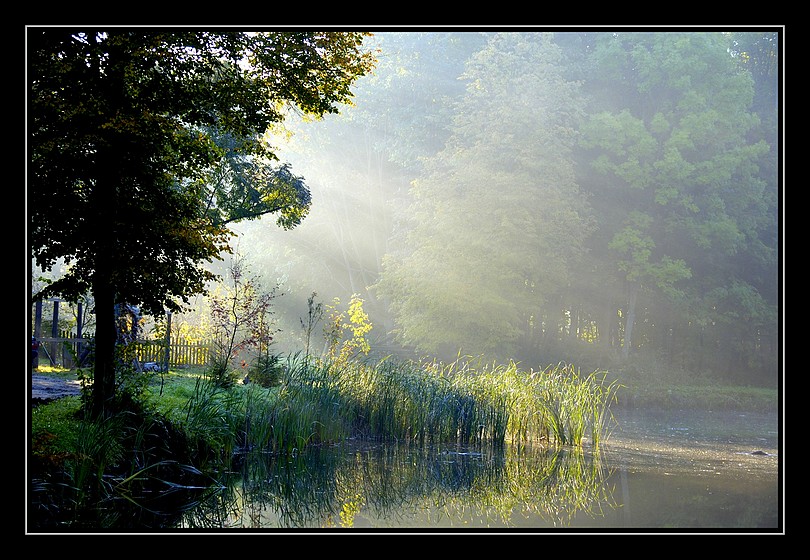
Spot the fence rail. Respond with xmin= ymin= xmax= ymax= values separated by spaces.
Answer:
xmin=33 ymin=335 xmax=212 ymax=369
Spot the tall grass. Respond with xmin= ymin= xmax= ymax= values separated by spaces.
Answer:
xmin=182 ymin=375 xmax=244 ymax=465
xmin=235 ymin=353 xmax=620 ymax=451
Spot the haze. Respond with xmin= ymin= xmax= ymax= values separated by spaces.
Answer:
xmin=34 ymin=30 xmax=781 ymax=389
xmin=198 ymin=31 xmax=777 ymax=393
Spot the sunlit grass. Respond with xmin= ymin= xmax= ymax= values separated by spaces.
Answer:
xmin=31 ymin=395 xmax=83 ymax=457
xmin=137 ymin=354 xmax=619 ymax=455
xmin=236 ymin=353 xmax=621 ymax=449
xmin=32 ymin=365 xmax=73 ymax=376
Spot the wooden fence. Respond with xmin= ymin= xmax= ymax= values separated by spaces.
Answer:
xmin=34 ymin=332 xmax=212 ymax=369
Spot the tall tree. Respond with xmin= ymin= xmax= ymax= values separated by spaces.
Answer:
xmin=29 ymin=29 xmax=375 ymax=417
xmin=577 ymin=31 xmax=773 ymax=371
xmin=375 ymin=32 xmax=591 ymax=362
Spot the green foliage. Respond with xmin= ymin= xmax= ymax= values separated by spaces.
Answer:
xmin=374 ymin=32 xmax=592 ymax=364
xmin=196 ymin=129 xmax=312 ymax=229
xmin=572 ymin=30 xmax=777 ymax=371
xmin=29 ymin=30 xmax=376 ymax=418
xmin=323 ymin=294 xmax=373 ymax=362
xmin=246 ymin=352 xmax=285 ymax=388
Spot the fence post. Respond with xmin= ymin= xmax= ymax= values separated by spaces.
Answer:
xmin=33 ymin=300 xmax=43 ymax=368
xmin=164 ymin=310 xmax=172 ymax=371
xmin=48 ymin=298 xmax=60 ymax=367
xmin=76 ymin=302 xmax=84 ymax=365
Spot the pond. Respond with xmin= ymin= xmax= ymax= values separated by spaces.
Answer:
xmin=165 ymin=408 xmax=780 ymax=533
xmin=31 ymin=407 xmax=779 ymax=533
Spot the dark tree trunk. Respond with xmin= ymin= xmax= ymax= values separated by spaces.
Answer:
xmin=89 ymin=139 xmax=120 ymax=418
xmin=90 ymin=258 xmax=117 ymax=419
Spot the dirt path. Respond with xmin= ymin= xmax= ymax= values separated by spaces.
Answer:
xmin=31 ymin=373 xmax=83 ymax=404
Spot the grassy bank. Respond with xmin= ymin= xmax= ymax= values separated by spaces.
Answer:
xmin=606 ymin=365 xmax=779 ymax=413
xmin=31 ymin=356 xmax=618 ymax=474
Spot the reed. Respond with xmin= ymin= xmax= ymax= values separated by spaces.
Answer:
xmin=169 ymin=353 xmax=618 ymax=456
xmin=182 ymin=375 xmax=244 ymax=463
xmin=256 ymin=354 xmax=351 ymax=453
xmin=268 ymin=354 xmax=619 ymax=449
xmin=69 ymin=412 xmax=127 ymax=500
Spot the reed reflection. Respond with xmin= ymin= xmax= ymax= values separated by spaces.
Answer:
xmin=179 ymin=441 xmax=614 ymax=529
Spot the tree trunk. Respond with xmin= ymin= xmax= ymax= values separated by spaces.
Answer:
xmin=622 ymin=283 xmax=638 ymax=359
xmin=89 ymin=149 xmax=119 ymax=418
xmin=91 ymin=270 xmax=117 ymax=419
xmin=600 ymin=301 xmax=615 ymax=350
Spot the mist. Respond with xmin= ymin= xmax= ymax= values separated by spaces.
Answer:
xmin=191 ymin=30 xmax=778 ymax=387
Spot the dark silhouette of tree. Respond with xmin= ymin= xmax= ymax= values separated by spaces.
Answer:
xmin=29 ymin=29 xmax=375 ymax=418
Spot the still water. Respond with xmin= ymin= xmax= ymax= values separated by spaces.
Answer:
xmin=173 ymin=408 xmax=780 ymax=532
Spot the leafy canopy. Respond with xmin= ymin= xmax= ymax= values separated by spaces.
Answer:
xmin=29 ymin=30 xmax=376 ymax=318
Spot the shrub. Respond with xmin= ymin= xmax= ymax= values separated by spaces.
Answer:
xmin=246 ymin=352 xmax=285 ymax=388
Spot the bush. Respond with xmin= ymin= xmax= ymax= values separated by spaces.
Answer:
xmin=246 ymin=353 xmax=285 ymax=388
xmin=207 ymin=356 xmax=240 ymax=388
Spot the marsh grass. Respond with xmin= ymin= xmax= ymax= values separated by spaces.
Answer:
xmin=238 ymin=354 xmax=620 ymax=450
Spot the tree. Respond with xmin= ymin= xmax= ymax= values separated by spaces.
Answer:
xmin=208 ymin=251 xmax=279 ymax=387
xmin=227 ymin=32 xmax=488 ymax=344
xmin=374 ymin=32 xmax=592 ymax=363
xmin=576 ymin=31 xmax=773 ymax=370
xmin=29 ymin=29 xmax=375 ymax=418
xmin=323 ymin=294 xmax=373 ymax=363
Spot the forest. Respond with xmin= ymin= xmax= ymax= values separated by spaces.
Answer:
xmin=31 ymin=30 xmax=781 ymax=391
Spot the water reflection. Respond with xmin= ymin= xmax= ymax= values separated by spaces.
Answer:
xmin=174 ymin=408 xmax=780 ymax=531
xmin=32 ymin=408 xmax=777 ymax=531
xmin=178 ymin=441 xmax=614 ymax=530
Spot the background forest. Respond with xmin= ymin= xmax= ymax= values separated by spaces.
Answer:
xmin=33 ymin=30 xmax=780 ymax=388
